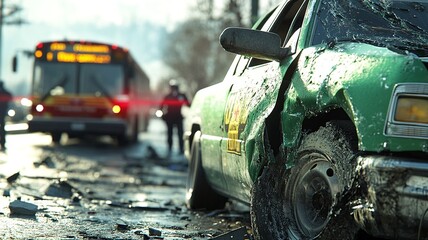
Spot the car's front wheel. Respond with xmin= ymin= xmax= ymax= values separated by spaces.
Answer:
xmin=186 ymin=131 xmax=227 ymax=210
xmin=251 ymin=121 xmax=360 ymax=239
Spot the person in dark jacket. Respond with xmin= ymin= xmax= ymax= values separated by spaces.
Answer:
xmin=0 ymin=81 xmax=12 ymax=150
xmin=159 ymin=80 xmax=190 ymax=156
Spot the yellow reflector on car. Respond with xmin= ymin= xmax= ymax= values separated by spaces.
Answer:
xmin=395 ymin=97 xmax=428 ymax=124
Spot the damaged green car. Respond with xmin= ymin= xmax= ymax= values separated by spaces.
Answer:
xmin=184 ymin=0 xmax=428 ymax=239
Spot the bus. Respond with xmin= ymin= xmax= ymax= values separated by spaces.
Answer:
xmin=27 ymin=40 xmax=151 ymax=144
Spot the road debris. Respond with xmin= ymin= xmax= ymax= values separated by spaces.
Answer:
xmin=3 ymin=188 xmax=10 ymax=197
xmin=0 ymin=120 xmax=252 ymax=239
xmin=209 ymin=227 xmax=249 ymax=240
xmin=34 ymin=154 xmax=56 ymax=168
xmin=9 ymin=199 xmax=38 ymax=215
xmin=116 ymin=219 xmax=130 ymax=230
xmin=149 ymin=227 xmax=162 ymax=236
xmin=6 ymin=172 xmax=19 ymax=183
xmin=44 ymin=180 xmax=74 ymax=198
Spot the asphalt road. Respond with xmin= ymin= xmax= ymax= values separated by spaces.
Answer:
xmin=0 ymin=119 xmax=252 ymax=240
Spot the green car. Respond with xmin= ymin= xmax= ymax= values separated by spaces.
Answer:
xmin=184 ymin=0 xmax=428 ymax=239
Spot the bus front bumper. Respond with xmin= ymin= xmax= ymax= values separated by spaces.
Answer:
xmin=28 ymin=117 xmax=127 ymax=136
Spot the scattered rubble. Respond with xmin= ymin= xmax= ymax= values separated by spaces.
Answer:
xmin=6 ymin=172 xmax=20 ymax=183
xmin=149 ymin=227 xmax=162 ymax=236
xmin=9 ymin=200 xmax=38 ymax=216
xmin=210 ymin=227 xmax=250 ymax=240
xmin=0 ymin=128 xmax=252 ymax=239
xmin=34 ymin=154 xmax=56 ymax=168
xmin=116 ymin=219 xmax=130 ymax=230
xmin=44 ymin=180 xmax=74 ymax=198
xmin=3 ymin=188 xmax=10 ymax=197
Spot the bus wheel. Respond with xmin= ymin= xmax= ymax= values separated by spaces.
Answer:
xmin=117 ymin=135 xmax=128 ymax=146
xmin=51 ymin=133 xmax=62 ymax=144
xmin=186 ymin=131 xmax=227 ymax=210
xmin=131 ymin=118 xmax=139 ymax=143
xmin=251 ymin=122 xmax=359 ymax=239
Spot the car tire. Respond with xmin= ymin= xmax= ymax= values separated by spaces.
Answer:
xmin=186 ymin=131 xmax=227 ymax=210
xmin=251 ymin=121 xmax=360 ymax=239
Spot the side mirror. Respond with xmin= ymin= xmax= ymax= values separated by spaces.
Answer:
xmin=12 ymin=55 xmax=18 ymax=72
xmin=219 ymin=27 xmax=290 ymax=61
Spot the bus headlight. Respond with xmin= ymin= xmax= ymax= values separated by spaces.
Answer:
xmin=20 ymin=97 xmax=33 ymax=107
xmin=36 ymin=104 xmax=44 ymax=112
xmin=395 ymin=97 xmax=428 ymax=124
xmin=8 ymin=109 xmax=15 ymax=117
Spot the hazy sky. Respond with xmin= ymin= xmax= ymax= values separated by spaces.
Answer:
xmin=2 ymin=0 xmax=196 ymax=94
xmin=23 ymin=0 xmax=193 ymax=28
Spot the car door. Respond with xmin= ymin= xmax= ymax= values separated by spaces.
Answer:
xmin=198 ymin=55 xmax=241 ymax=193
xmin=200 ymin=7 xmax=280 ymax=194
xmin=220 ymin=0 xmax=309 ymax=201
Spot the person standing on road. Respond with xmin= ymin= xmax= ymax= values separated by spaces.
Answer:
xmin=158 ymin=79 xmax=190 ymax=156
xmin=0 ymin=81 xmax=12 ymax=150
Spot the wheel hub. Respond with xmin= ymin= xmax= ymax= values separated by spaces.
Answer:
xmin=312 ymin=189 xmax=332 ymax=211
xmin=294 ymin=160 xmax=340 ymax=237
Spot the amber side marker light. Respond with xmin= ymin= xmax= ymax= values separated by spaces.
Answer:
xmin=112 ymin=105 xmax=121 ymax=114
xmin=35 ymin=50 xmax=43 ymax=58
xmin=395 ymin=97 xmax=428 ymax=124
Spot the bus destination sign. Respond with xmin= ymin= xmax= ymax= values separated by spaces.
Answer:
xmin=35 ymin=42 xmax=113 ymax=64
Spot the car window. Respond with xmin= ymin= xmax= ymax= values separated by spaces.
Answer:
xmin=230 ymin=6 xmax=278 ymax=77
xmin=266 ymin=0 xmax=306 ymax=44
xmin=248 ymin=0 xmax=307 ymax=67
xmin=235 ymin=56 xmax=250 ymax=76
xmin=284 ymin=0 xmax=307 ymax=46
xmin=285 ymin=28 xmax=301 ymax=53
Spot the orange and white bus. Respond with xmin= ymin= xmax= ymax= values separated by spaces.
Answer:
xmin=28 ymin=40 xmax=151 ymax=144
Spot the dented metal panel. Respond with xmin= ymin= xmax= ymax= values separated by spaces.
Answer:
xmin=355 ymin=155 xmax=428 ymax=238
xmin=284 ymin=43 xmax=428 ymax=152
xmin=185 ymin=0 xmax=428 ymax=238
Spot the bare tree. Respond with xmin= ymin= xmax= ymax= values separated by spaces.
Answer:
xmin=162 ymin=0 xmax=272 ymax=96
xmin=162 ymin=18 xmax=234 ymax=96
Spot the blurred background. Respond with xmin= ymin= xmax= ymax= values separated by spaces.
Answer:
xmin=0 ymin=3 xmax=284 ymax=237
xmin=2 ymin=0 xmax=282 ymax=115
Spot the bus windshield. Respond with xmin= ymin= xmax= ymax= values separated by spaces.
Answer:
xmin=33 ymin=62 xmax=124 ymax=98
xmin=80 ymin=64 xmax=124 ymax=97
xmin=34 ymin=62 xmax=76 ymax=97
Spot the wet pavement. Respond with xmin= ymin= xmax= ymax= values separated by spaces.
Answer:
xmin=0 ymin=119 xmax=252 ymax=239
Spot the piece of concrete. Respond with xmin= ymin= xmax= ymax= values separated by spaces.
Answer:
xmin=210 ymin=226 xmax=248 ymax=240
xmin=116 ymin=219 xmax=130 ymax=230
xmin=6 ymin=172 xmax=20 ymax=183
xmin=44 ymin=180 xmax=73 ymax=198
xmin=9 ymin=200 xmax=38 ymax=216
xmin=148 ymin=227 xmax=162 ymax=236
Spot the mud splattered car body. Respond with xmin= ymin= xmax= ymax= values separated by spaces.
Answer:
xmin=184 ymin=0 xmax=428 ymax=239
